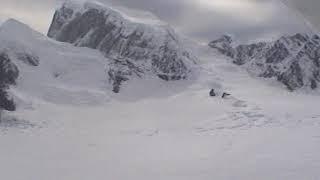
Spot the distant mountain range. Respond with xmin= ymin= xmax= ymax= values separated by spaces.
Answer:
xmin=1 ymin=0 xmax=320 ymax=114
xmin=209 ymin=33 xmax=320 ymax=90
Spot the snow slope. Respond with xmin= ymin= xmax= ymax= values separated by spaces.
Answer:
xmin=0 ymin=3 xmax=320 ymax=180
xmin=0 ymin=19 xmax=113 ymax=107
xmin=1 ymin=37 xmax=320 ymax=180
xmin=1 ymin=47 xmax=320 ymax=180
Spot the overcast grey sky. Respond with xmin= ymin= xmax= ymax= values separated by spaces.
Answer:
xmin=0 ymin=0 xmax=319 ymax=42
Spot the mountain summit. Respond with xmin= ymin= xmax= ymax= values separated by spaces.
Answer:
xmin=209 ymin=33 xmax=320 ymax=90
xmin=48 ymin=0 xmax=196 ymax=92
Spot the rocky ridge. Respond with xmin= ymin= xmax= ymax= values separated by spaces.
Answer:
xmin=48 ymin=0 xmax=196 ymax=92
xmin=209 ymin=34 xmax=320 ymax=90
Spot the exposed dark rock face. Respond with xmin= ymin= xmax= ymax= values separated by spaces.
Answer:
xmin=0 ymin=88 xmax=16 ymax=112
xmin=0 ymin=53 xmax=19 ymax=87
xmin=235 ymin=42 xmax=269 ymax=65
xmin=0 ymin=53 xmax=19 ymax=112
xmin=278 ymin=61 xmax=304 ymax=91
xmin=209 ymin=35 xmax=235 ymax=58
xmin=209 ymin=34 xmax=320 ymax=91
xmin=48 ymin=1 xmax=195 ymax=92
xmin=15 ymin=52 xmax=40 ymax=66
xmin=107 ymin=58 xmax=144 ymax=93
xmin=47 ymin=5 xmax=75 ymax=39
xmin=265 ymin=41 xmax=290 ymax=64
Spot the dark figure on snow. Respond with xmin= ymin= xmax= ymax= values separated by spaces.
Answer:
xmin=209 ymin=89 xmax=216 ymax=97
xmin=222 ymin=92 xmax=231 ymax=98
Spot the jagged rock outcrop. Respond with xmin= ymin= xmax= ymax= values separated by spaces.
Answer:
xmin=209 ymin=34 xmax=320 ymax=91
xmin=48 ymin=0 xmax=196 ymax=92
xmin=0 ymin=53 xmax=19 ymax=111
xmin=15 ymin=51 xmax=40 ymax=66
xmin=209 ymin=35 xmax=235 ymax=58
xmin=107 ymin=57 xmax=144 ymax=93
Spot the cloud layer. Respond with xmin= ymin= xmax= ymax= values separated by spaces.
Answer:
xmin=285 ymin=0 xmax=320 ymax=31
xmin=0 ymin=0 xmax=317 ymax=43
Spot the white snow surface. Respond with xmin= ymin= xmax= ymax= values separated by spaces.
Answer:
xmin=1 ymin=18 xmax=320 ymax=180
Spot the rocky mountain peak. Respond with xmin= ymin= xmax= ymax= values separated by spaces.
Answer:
xmin=208 ymin=35 xmax=234 ymax=58
xmin=209 ymin=33 xmax=320 ymax=90
xmin=48 ymin=0 xmax=196 ymax=93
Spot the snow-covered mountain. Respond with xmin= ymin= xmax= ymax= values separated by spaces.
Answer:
xmin=2 ymin=17 xmax=320 ymax=179
xmin=48 ymin=0 xmax=196 ymax=93
xmin=209 ymin=33 xmax=320 ymax=90
xmin=1 ymin=1 xmax=320 ymax=180
xmin=0 ymin=18 xmax=117 ymax=109
xmin=0 ymin=0 xmax=198 ymax=111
